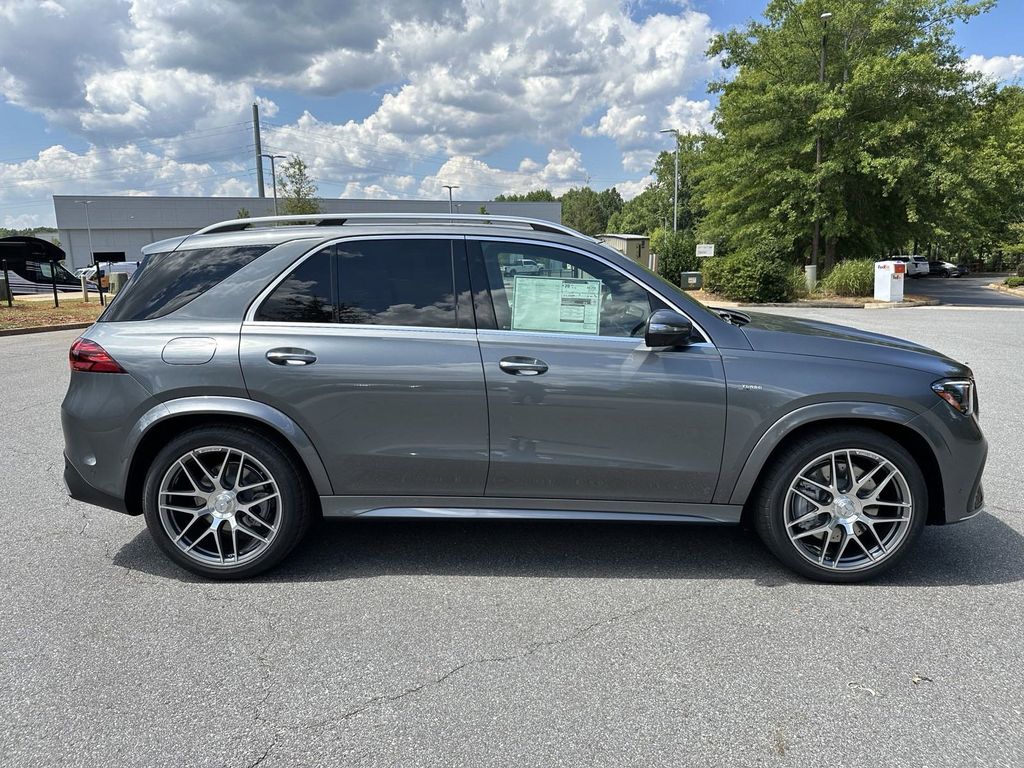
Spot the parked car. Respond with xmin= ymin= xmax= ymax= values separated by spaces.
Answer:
xmin=81 ymin=261 xmax=139 ymax=289
xmin=893 ymin=255 xmax=930 ymax=277
xmin=928 ymin=261 xmax=968 ymax=278
xmin=62 ymin=213 xmax=987 ymax=583
xmin=500 ymin=256 xmax=546 ymax=276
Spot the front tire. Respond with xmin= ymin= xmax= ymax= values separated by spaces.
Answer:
xmin=142 ymin=425 xmax=316 ymax=579
xmin=754 ymin=428 xmax=927 ymax=583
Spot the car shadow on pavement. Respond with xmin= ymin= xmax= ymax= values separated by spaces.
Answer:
xmin=112 ymin=510 xmax=1024 ymax=587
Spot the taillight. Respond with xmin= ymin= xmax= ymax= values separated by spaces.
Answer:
xmin=69 ymin=338 xmax=126 ymax=373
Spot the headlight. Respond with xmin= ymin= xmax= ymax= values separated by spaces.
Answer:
xmin=931 ymin=379 xmax=974 ymax=416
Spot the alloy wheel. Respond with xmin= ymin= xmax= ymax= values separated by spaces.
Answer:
xmin=157 ymin=446 xmax=282 ymax=568
xmin=784 ymin=448 xmax=913 ymax=572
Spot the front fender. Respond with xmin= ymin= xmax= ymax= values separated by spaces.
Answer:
xmin=127 ymin=396 xmax=333 ymax=496
xmin=719 ymin=401 xmax=923 ymax=506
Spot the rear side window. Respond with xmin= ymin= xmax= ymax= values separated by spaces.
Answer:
xmin=336 ymin=239 xmax=456 ymax=327
xmin=101 ymin=245 xmax=271 ymax=322
xmin=255 ymin=252 xmax=335 ymax=323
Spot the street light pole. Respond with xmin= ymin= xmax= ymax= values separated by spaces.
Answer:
xmin=260 ymin=154 xmax=286 ymax=216
xmin=76 ymin=199 xmax=103 ymax=306
xmin=659 ymin=128 xmax=680 ymax=232
xmin=810 ymin=11 xmax=832 ymax=269
xmin=442 ymin=185 xmax=459 ymax=215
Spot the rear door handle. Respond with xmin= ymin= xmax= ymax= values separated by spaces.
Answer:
xmin=499 ymin=356 xmax=548 ymax=376
xmin=266 ymin=348 xmax=317 ymax=366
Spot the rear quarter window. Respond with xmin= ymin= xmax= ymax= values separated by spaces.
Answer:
xmin=101 ymin=245 xmax=271 ymax=322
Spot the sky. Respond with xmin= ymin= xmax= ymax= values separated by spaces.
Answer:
xmin=1 ymin=0 xmax=1022 ymax=228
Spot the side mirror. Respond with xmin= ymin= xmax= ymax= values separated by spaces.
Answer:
xmin=645 ymin=309 xmax=693 ymax=348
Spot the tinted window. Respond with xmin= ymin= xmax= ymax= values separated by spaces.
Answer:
xmin=256 ymin=252 xmax=335 ymax=323
xmin=478 ymin=242 xmax=665 ymax=337
xmin=102 ymin=245 xmax=270 ymax=322
xmin=336 ymin=239 xmax=456 ymax=328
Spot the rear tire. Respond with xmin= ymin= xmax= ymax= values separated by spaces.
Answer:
xmin=142 ymin=425 xmax=316 ymax=579
xmin=754 ymin=428 xmax=927 ymax=583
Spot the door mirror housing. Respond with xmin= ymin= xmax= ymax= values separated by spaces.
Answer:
xmin=645 ymin=309 xmax=694 ymax=348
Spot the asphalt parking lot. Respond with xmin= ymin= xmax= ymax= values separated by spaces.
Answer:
xmin=2 ymin=307 xmax=1022 ymax=768
xmin=909 ymin=273 xmax=1024 ymax=307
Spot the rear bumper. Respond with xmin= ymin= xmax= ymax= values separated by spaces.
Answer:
xmin=63 ymin=454 xmax=128 ymax=514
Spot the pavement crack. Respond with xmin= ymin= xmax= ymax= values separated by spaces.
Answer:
xmin=313 ymin=597 xmax=672 ymax=727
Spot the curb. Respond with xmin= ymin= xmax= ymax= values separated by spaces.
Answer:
xmin=0 ymin=322 xmax=92 ymax=338
xmin=987 ymin=283 xmax=1024 ymax=298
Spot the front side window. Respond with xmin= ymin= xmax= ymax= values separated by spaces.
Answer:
xmin=336 ymin=239 xmax=457 ymax=328
xmin=478 ymin=241 xmax=665 ymax=338
xmin=255 ymin=252 xmax=335 ymax=323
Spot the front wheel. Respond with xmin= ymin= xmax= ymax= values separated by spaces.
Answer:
xmin=142 ymin=425 xmax=316 ymax=579
xmin=754 ymin=428 xmax=927 ymax=582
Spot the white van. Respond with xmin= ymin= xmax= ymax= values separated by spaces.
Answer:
xmin=82 ymin=261 xmax=139 ymax=289
xmin=893 ymin=255 xmax=930 ymax=277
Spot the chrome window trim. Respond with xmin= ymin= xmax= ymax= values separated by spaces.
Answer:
xmin=244 ymin=232 xmax=713 ymax=345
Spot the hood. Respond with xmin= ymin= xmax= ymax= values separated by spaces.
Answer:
xmin=739 ymin=311 xmax=971 ymax=378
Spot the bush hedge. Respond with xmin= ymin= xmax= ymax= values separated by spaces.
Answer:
xmin=1006 ymin=276 xmax=1024 ymax=287
xmin=700 ymin=251 xmax=796 ymax=303
xmin=819 ymin=259 xmax=875 ymax=297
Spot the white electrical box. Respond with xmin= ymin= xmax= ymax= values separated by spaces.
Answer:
xmin=874 ymin=260 xmax=906 ymax=302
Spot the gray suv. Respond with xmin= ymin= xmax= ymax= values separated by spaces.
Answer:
xmin=61 ymin=214 xmax=987 ymax=582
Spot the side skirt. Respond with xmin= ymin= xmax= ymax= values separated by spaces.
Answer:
xmin=319 ymin=496 xmax=742 ymax=524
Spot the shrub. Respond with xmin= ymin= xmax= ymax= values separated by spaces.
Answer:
xmin=700 ymin=251 xmax=796 ymax=303
xmin=1006 ymin=276 xmax=1024 ymax=287
xmin=789 ymin=265 xmax=809 ymax=299
xmin=1016 ymin=263 xmax=1024 ymax=278
xmin=651 ymin=228 xmax=698 ymax=285
xmin=819 ymin=259 xmax=875 ymax=297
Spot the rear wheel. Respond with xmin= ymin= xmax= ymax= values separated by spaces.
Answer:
xmin=754 ymin=428 xmax=927 ymax=582
xmin=142 ymin=425 xmax=315 ymax=579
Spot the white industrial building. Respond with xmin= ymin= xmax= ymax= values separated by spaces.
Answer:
xmin=53 ymin=196 xmax=563 ymax=268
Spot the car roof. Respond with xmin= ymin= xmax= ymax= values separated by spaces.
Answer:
xmin=141 ymin=213 xmax=596 ymax=256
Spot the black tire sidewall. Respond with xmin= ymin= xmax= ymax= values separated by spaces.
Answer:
xmin=142 ymin=425 xmax=313 ymax=579
xmin=754 ymin=428 xmax=928 ymax=583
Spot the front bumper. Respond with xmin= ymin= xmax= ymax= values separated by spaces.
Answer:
xmin=908 ymin=402 xmax=987 ymax=524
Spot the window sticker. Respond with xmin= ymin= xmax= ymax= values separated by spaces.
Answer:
xmin=510 ymin=276 xmax=602 ymax=334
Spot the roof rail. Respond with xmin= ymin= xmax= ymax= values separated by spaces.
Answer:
xmin=192 ymin=212 xmax=595 ymax=241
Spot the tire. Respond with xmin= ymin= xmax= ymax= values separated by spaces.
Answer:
xmin=142 ymin=425 xmax=316 ymax=579
xmin=753 ymin=427 xmax=927 ymax=583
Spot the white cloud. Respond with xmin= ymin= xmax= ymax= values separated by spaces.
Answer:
xmin=966 ymin=54 xmax=1024 ymax=83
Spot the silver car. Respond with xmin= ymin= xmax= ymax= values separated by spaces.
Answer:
xmin=61 ymin=214 xmax=987 ymax=582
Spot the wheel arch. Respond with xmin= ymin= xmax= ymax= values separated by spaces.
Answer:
xmin=728 ymin=404 xmax=945 ymax=526
xmin=123 ymin=397 xmax=332 ymax=515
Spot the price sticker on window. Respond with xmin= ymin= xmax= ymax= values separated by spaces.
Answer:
xmin=511 ymin=276 xmax=602 ymax=334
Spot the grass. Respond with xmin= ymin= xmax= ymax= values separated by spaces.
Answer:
xmin=0 ymin=296 xmax=104 ymax=331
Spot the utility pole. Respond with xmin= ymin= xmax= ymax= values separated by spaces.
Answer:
xmin=810 ymin=11 xmax=832 ymax=269
xmin=442 ymin=185 xmax=459 ymax=215
xmin=659 ymin=128 xmax=680 ymax=232
xmin=261 ymin=154 xmax=286 ymax=216
xmin=253 ymin=103 xmax=266 ymax=198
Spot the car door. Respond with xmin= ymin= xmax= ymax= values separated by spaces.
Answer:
xmin=239 ymin=237 xmax=489 ymax=497
xmin=469 ymin=239 xmax=728 ymax=504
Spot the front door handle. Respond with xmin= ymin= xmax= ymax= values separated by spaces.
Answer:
xmin=499 ymin=356 xmax=548 ymax=376
xmin=266 ymin=348 xmax=317 ymax=366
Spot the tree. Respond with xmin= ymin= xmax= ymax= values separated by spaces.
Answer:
xmin=278 ymin=156 xmax=321 ymax=215
xmin=699 ymin=0 xmax=995 ymax=269
xmin=560 ymin=187 xmax=610 ymax=236
xmin=494 ymin=189 xmax=557 ymax=202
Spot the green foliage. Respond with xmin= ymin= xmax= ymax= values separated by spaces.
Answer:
xmin=819 ymin=259 xmax=876 ymax=296
xmin=236 ymin=207 xmax=250 ymax=219
xmin=650 ymin=228 xmax=698 ymax=285
xmin=1006 ymin=276 xmax=1024 ymax=287
xmin=494 ymin=189 xmax=557 ymax=202
xmin=278 ymin=156 xmax=321 ymax=215
xmin=700 ymin=252 xmax=796 ymax=303
xmin=560 ymin=186 xmax=623 ymax=236
xmin=607 ymin=187 xmax=667 ymax=234
xmin=699 ymin=0 xmax=997 ymax=267
xmin=479 ymin=205 xmax=488 ymax=215
xmin=789 ymin=265 xmax=809 ymax=299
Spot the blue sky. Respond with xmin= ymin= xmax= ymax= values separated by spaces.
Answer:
xmin=1 ymin=0 xmax=1021 ymax=228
